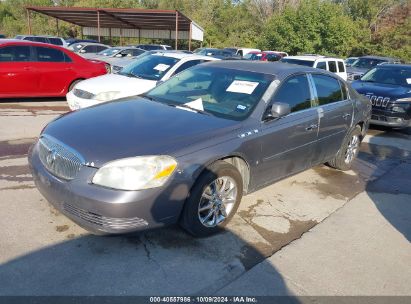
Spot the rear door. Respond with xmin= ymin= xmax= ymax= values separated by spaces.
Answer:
xmin=0 ymin=45 xmax=37 ymax=96
xmin=256 ymin=73 xmax=319 ymax=186
xmin=31 ymin=46 xmax=76 ymax=95
xmin=310 ymin=73 xmax=353 ymax=163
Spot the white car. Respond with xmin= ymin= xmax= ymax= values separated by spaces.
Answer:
xmin=280 ymin=55 xmax=347 ymax=80
xmin=67 ymin=52 xmax=219 ymax=110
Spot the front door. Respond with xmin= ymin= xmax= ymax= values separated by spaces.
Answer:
xmin=255 ymin=74 xmax=319 ymax=187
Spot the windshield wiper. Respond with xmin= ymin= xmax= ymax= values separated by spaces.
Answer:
xmin=120 ymin=72 xmax=141 ymax=79
xmin=169 ymin=103 xmax=212 ymax=116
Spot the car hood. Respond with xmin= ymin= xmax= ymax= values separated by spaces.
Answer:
xmin=42 ymin=98 xmax=240 ymax=167
xmin=351 ymin=81 xmax=411 ymax=100
xmin=75 ymin=74 xmax=157 ymax=96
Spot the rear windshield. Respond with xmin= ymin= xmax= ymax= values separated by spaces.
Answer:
xmin=280 ymin=58 xmax=315 ymax=67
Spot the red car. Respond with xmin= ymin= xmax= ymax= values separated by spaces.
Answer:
xmin=0 ymin=40 xmax=107 ymax=98
xmin=243 ymin=51 xmax=283 ymax=62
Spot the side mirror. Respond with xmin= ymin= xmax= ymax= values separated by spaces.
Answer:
xmin=115 ymin=54 xmax=123 ymax=58
xmin=353 ymin=74 xmax=362 ymax=80
xmin=267 ymin=102 xmax=291 ymax=120
xmin=79 ymin=49 xmax=86 ymax=53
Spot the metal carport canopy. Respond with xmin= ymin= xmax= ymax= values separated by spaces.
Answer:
xmin=25 ymin=6 xmax=204 ymax=50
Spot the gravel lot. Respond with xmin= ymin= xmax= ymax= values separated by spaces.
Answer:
xmin=0 ymin=99 xmax=410 ymax=296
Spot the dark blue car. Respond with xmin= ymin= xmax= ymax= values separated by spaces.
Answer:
xmin=351 ymin=64 xmax=411 ymax=128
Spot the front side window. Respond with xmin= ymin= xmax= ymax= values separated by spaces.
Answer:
xmin=35 ymin=46 xmax=67 ymax=62
xmin=173 ymin=60 xmax=203 ymax=75
xmin=272 ymin=74 xmax=312 ymax=112
xmin=0 ymin=46 xmax=31 ymax=62
xmin=312 ymin=74 xmax=343 ymax=105
xmin=119 ymin=54 xmax=179 ymax=81
xmin=316 ymin=61 xmax=327 ymax=70
xmin=145 ymin=66 xmax=274 ymax=121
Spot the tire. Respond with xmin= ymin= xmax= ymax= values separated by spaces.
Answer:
xmin=180 ymin=161 xmax=243 ymax=237
xmin=328 ymin=125 xmax=362 ymax=171
xmin=68 ymin=79 xmax=83 ymax=93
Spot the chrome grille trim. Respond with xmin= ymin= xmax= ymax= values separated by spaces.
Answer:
xmin=38 ymin=135 xmax=85 ymax=180
xmin=73 ymin=88 xmax=95 ymax=99
xmin=63 ymin=203 xmax=148 ymax=230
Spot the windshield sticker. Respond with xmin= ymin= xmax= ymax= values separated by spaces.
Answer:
xmin=153 ymin=64 xmax=170 ymax=72
xmin=226 ymin=80 xmax=259 ymax=94
xmin=185 ymin=98 xmax=204 ymax=111
xmin=407 ymin=78 xmax=411 ymax=84
xmin=236 ymin=104 xmax=247 ymax=111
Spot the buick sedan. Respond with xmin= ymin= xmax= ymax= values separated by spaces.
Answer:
xmin=29 ymin=61 xmax=371 ymax=237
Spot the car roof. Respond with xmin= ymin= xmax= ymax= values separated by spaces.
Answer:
xmin=71 ymin=42 xmax=107 ymax=46
xmin=0 ymin=39 xmax=64 ymax=48
xmin=204 ymin=60 xmax=336 ymax=79
xmin=152 ymin=51 xmax=218 ymax=61
xmin=285 ymin=55 xmax=343 ymax=61
xmin=360 ymin=55 xmax=398 ymax=61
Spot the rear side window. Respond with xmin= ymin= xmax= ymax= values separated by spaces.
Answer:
xmin=34 ymin=46 xmax=68 ymax=62
xmin=328 ymin=61 xmax=337 ymax=73
xmin=0 ymin=46 xmax=31 ymax=62
xmin=312 ymin=74 xmax=343 ymax=105
xmin=338 ymin=61 xmax=345 ymax=72
xmin=273 ymin=74 xmax=312 ymax=112
xmin=48 ymin=38 xmax=63 ymax=46
xmin=316 ymin=61 xmax=327 ymax=70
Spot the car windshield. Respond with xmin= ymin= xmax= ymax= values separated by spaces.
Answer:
xmin=351 ymin=58 xmax=387 ymax=69
xmin=144 ymin=66 xmax=274 ymax=121
xmin=118 ymin=54 xmax=179 ymax=81
xmin=97 ymin=48 xmax=121 ymax=56
xmin=280 ymin=58 xmax=315 ymax=67
xmin=244 ymin=53 xmax=263 ymax=60
xmin=361 ymin=67 xmax=411 ymax=87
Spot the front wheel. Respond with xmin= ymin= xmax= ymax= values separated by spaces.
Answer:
xmin=180 ymin=161 xmax=243 ymax=237
xmin=328 ymin=125 xmax=362 ymax=171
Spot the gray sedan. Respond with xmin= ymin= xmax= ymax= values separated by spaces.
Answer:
xmin=29 ymin=61 xmax=371 ymax=237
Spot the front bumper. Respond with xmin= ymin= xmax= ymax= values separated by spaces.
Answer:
xmin=66 ymin=91 xmax=101 ymax=111
xmin=370 ymin=105 xmax=411 ymax=128
xmin=29 ymin=142 xmax=187 ymax=234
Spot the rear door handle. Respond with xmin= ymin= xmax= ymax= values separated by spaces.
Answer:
xmin=343 ymin=113 xmax=351 ymax=119
xmin=305 ymin=124 xmax=318 ymax=131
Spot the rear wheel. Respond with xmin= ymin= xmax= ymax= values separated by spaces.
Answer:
xmin=180 ymin=161 xmax=243 ymax=237
xmin=328 ymin=125 xmax=362 ymax=171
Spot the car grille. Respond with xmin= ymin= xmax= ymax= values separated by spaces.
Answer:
xmin=63 ymin=202 xmax=148 ymax=230
xmin=363 ymin=94 xmax=390 ymax=108
xmin=73 ymin=88 xmax=95 ymax=99
xmin=38 ymin=136 xmax=84 ymax=180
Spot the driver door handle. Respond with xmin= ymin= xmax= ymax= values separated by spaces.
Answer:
xmin=305 ymin=124 xmax=318 ymax=131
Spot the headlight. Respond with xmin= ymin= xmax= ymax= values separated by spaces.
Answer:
xmin=92 ymin=155 xmax=177 ymax=190
xmin=391 ymin=106 xmax=406 ymax=113
xmin=94 ymin=91 xmax=120 ymax=101
xmin=396 ymin=97 xmax=411 ymax=102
